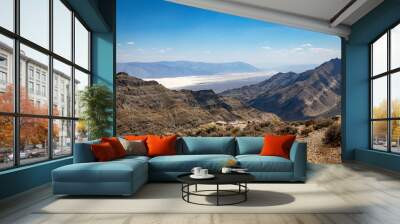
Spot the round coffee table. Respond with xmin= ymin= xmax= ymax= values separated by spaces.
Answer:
xmin=177 ymin=173 xmax=255 ymax=206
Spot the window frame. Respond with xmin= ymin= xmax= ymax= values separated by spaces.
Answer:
xmin=0 ymin=0 xmax=92 ymax=171
xmin=370 ymin=21 xmax=400 ymax=154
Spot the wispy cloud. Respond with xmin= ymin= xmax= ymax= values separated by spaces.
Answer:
xmin=261 ymin=46 xmax=272 ymax=50
xmin=158 ymin=48 xmax=173 ymax=54
xmin=127 ymin=41 xmax=135 ymax=45
xmin=300 ymin=43 xmax=312 ymax=48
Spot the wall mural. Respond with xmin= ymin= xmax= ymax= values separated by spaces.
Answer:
xmin=116 ymin=0 xmax=342 ymax=163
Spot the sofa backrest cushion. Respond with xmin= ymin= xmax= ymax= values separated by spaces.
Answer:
xmin=236 ymin=137 xmax=264 ymax=155
xmin=73 ymin=139 xmax=100 ymax=163
xmin=179 ymin=137 xmax=235 ymax=155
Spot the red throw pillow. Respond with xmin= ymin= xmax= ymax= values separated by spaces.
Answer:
xmin=260 ymin=134 xmax=296 ymax=159
xmin=101 ymin=137 xmax=127 ymax=158
xmin=146 ymin=135 xmax=177 ymax=157
xmin=91 ymin=142 xmax=117 ymax=161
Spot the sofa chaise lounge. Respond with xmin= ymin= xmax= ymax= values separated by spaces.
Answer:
xmin=52 ymin=137 xmax=307 ymax=196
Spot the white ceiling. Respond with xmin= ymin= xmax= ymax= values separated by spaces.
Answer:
xmin=169 ymin=0 xmax=384 ymax=38
xmin=229 ymin=0 xmax=352 ymax=22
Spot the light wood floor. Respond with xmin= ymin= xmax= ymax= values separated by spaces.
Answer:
xmin=1 ymin=162 xmax=400 ymax=224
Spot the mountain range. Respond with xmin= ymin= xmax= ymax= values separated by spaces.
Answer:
xmin=116 ymin=58 xmax=341 ymax=135
xmin=116 ymin=73 xmax=278 ymax=135
xmin=116 ymin=61 xmax=259 ymax=78
xmin=220 ymin=58 xmax=341 ymax=120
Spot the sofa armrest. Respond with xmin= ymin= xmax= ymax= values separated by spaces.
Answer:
xmin=289 ymin=141 xmax=307 ymax=182
xmin=73 ymin=140 xmax=100 ymax=163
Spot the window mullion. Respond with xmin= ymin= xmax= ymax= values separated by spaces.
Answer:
xmin=48 ymin=0 xmax=54 ymax=160
xmin=71 ymin=10 xmax=76 ymax=155
xmin=13 ymin=0 xmax=21 ymax=167
xmin=388 ymin=30 xmax=391 ymax=152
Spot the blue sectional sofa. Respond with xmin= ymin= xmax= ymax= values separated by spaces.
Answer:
xmin=52 ymin=137 xmax=307 ymax=196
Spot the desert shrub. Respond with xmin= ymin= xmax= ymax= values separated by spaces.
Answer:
xmin=304 ymin=120 xmax=315 ymax=127
xmin=289 ymin=121 xmax=302 ymax=127
xmin=259 ymin=121 xmax=273 ymax=128
xmin=225 ymin=125 xmax=234 ymax=131
xmin=231 ymin=127 xmax=240 ymax=136
xmin=300 ymin=127 xmax=313 ymax=137
xmin=323 ymin=123 xmax=341 ymax=147
xmin=314 ymin=119 xmax=334 ymax=130
xmin=276 ymin=125 xmax=298 ymax=135
xmin=205 ymin=125 xmax=217 ymax=134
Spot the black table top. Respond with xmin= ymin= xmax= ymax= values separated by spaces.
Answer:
xmin=177 ymin=172 xmax=255 ymax=185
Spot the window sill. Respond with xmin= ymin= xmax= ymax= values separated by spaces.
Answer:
xmin=0 ymin=156 xmax=72 ymax=176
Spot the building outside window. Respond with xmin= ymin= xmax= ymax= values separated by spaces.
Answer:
xmin=0 ymin=54 xmax=7 ymax=89
xmin=0 ymin=71 xmax=6 ymax=84
xmin=41 ymin=85 xmax=46 ymax=97
xmin=28 ymin=66 xmax=34 ymax=80
xmin=41 ymin=73 xmax=46 ymax=83
xmin=28 ymin=81 xmax=34 ymax=94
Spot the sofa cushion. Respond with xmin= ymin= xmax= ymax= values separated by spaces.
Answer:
xmin=73 ymin=140 xmax=100 ymax=163
xmin=149 ymin=154 xmax=235 ymax=172
xmin=179 ymin=137 xmax=235 ymax=155
xmin=236 ymin=137 xmax=264 ymax=155
xmin=91 ymin=142 xmax=118 ymax=161
xmin=53 ymin=158 xmax=147 ymax=183
xmin=147 ymin=135 xmax=177 ymax=157
xmin=260 ymin=135 xmax=296 ymax=159
xmin=119 ymin=138 xmax=147 ymax=156
xmin=236 ymin=155 xmax=293 ymax=172
xmin=101 ymin=137 xmax=127 ymax=158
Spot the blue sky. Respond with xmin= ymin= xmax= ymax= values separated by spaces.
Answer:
xmin=117 ymin=0 xmax=341 ymax=69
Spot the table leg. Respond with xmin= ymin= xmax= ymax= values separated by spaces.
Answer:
xmin=217 ymin=184 xmax=219 ymax=206
xmin=195 ymin=184 xmax=198 ymax=192
xmin=245 ymin=183 xmax=247 ymax=201
xmin=187 ymin=184 xmax=190 ymax=202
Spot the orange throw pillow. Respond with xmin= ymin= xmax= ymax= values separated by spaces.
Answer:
xmin=91 ymin=142 xmax=117 ymax=162
xmin=101 ymin=137 xmax=127 ymax=158
xmin=260 ymin=134 xmax=296 ymax=159
xmin=124 ymin=135 xmax=148 ymax=141
xmin=146 ymin=135 xmax=177 ymax=157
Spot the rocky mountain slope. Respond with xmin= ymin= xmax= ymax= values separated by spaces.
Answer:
xmin=116 ymin=73 xmax=279 ymax=135
xmin=220 ymin=58 xmax=341 ymax=120
xmin=116 ymin=61 xmax=259 ymax=78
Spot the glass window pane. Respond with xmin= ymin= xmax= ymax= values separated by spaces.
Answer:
xmin=391 ymin=72 xmax=400 ymax=118
xmin=75 ymin=120 xmax=88 ymax=143
xmin=0 ymin=0 xmax=14 ymax=31
xmin=53 ymin=119 xmax=72 ymax=157
xmin=372 ymin=33 xmax=387 ymax=76
xmin=20 ymin=117 xmax=49 ymax=165
xmin=74 ymin=69 xmax=89 ymax=118
xmin=53 ymin=0 xmax=72 ymax=60
xmin=391 ymin=120 xmax=400 ymax=153
xmin=53 ymin=59 xmax=72 ymax=117
xmin=20 ymin=0 xmax=49 ymax=49
xmin=20 ymin=44 xmax=49 ymax=115
xmin=74 ymin=18 xmax=89 ymax=70
xmin=0 ymin=34 xmax=14 ymax=112
xmin=372 ymin=121 xmax=388 ymax=151
xmin=392 ymin=24 xmax=400 ymax=70
xmin=372 ymin=77 xmax=387 ymax=119
xmin=0 ymin=116 xmax=14 ymax=170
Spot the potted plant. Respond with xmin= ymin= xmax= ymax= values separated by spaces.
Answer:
xmin=79 ymin=84 xmax=113 ymax=140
